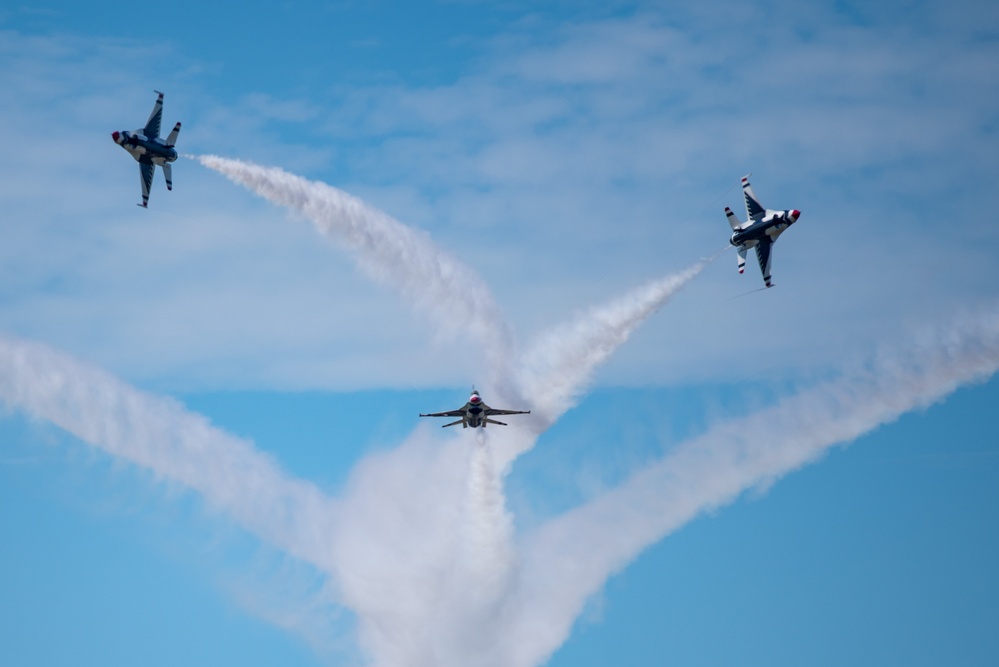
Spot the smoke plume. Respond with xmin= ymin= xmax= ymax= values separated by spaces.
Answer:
xmin=7 ymin=157 xmax=996 ymax=666
xmin=0 ymin=333 xmax=337 ymax=571
xmin=196 ymin=155 xmax=516 ymax=383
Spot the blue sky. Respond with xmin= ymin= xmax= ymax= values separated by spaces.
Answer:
xmin=1 ymin=1 xmax=998 ymax=665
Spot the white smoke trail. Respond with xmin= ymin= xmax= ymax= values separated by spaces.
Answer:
xmin=2 ymin=155 xmax=717 ymax=665
xmin=19 ymin=154 xmax=989 ymax=666
xmin=195 ymin=155 xmax=515 ymax=381
xmin=493 ymin=308 xmax=999 ymax=667
xmin=324 ymin=429 xmax=517 ymax=667
xmin=4 ymin=298 xmax=998 ymax=667
xmin=194 ymin=155 xmax=709 ymax=431
xmin=517 ymin=261 xmax=707 ymax=428
xmin=0 ymin=333 xmax=337 ymax=571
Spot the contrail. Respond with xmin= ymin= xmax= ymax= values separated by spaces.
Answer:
xmin=515 ymin=261 xmax=707 ymax=427
xmin=194 ymin=155 xmax=710 ymax=450
xmin=16 ymin=155 xmax=992 ymax=667
xmin=0 ymin=332 xmax=338 ymax=571
xmin=483 ymin=261 xmax=709 ymax=470
xmin=4 ymin=305 xmax=998 ymax=667
xmin=493 ymin=308 xmax=999 ymax=667
xmin=194 ymin=154 xmax=516 ymax=380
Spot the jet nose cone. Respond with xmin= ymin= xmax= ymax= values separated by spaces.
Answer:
xmin=111 ymin=131 xmax=120 ymax=142
xmin=790 ymin=209 xmax=801 ymax=221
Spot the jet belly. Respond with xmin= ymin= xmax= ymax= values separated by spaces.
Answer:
xmin=467 ymin=405 xmax=484 ymax=427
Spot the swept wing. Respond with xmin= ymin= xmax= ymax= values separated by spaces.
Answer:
xmin=742 ymin=175 xmax=766 ymax=222
xmin=144 ymin=91 xmax=164 ymax=138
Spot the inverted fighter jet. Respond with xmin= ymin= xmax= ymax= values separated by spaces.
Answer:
xmin=420 ymin=389 xmax=530 ymax=428
xmin=725 ymin=176 xmax=800 ymax=288
xmin=111 ymin=91 xmax=182 ymax=207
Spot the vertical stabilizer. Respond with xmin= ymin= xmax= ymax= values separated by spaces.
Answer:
xmin=165 ymin=122 xmax=181 ymax=148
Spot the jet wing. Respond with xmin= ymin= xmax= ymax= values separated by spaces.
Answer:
xmin=485 ymin=408 xmax=531 ymax=416
xmin=419 ymin=409 xmax=465 ymax=418
xmin=742 ymin=176 xmax=766 ymax=222
xmin=139 ymin=160 xmax=155 ymax=208
xmin=755 ymin=237 xmax=773 ymax=286
xmin=144 ymin=91 xmax=164 ymax=138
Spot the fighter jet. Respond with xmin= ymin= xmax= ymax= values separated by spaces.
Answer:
xmin=420 ymin=389 xmax=530 ymax=428
xmin=725 ymin=176 xmax=801 ymax=288
xmin=111 ymin=91 xmax=181 ymax=208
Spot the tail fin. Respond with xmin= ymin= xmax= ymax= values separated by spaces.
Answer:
xmin=162 ymin=163 xmax=173 ymax=191
xmin=165 ymin=122 xmax=181 ymax=148
xmin=725 ymin=206 xmax=743 ymax=231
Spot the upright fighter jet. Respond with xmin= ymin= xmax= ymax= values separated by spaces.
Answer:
xmin=725 ymin=176 xmax=800 ymax=288
xmin=420 ymin=389 xmax=530 ymax=428
xmin=111 ymin=91 xmax=182 ymax=207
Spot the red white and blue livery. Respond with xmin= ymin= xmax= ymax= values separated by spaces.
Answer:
xmin=725 ymin=176 xmax=801 ymax=288
xmin=420 ymin=389 xmax=530 ymax=428
xmin=111 ymin=91 xmax=182 ymax=208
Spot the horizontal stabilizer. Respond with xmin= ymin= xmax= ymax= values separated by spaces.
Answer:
xmin=725 ymin=206 xmax=743 ymax=231
xmin=737 ymin=246 xmax=747 ymax=274
xmin=442 ymin=419 xmax=464 ymax=428
xmin=484 ymin=418 xmax=508 ymax=426
xmin=162 ymin=163 xmax=173 ymax=191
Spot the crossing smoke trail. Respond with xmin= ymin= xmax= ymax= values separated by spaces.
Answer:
xmin=0 ymin=333 xmax=337 ymax=571
xmin=195 ymin=154 xmax=710 ymax=452
xmin=491 ymin=308 xmax=999 ymax=667
xmin=13 ymin=154 xmax=994 ymax=665
xmin=3 ymin=302 xmax=999 ymax=666
xmin=195 ymin=154 xmax=515 ymax=382
xmin=0 ymin=157 xmax=714 ymax=664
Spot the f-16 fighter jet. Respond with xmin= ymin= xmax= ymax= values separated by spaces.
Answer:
xmin=111 ymin=91 xmax=181 ymax=207
xmin=420 ymin=389 xmax=530 ymax=428
xmin=725 ymin=176 xmax=800 ymax=288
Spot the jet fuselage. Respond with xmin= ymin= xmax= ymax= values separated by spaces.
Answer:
xmin=464 ymin=402 xmax=485 ymax=427
xmin=730 ymin=209 xmax=800 ymax=248
xmin=111 ymin=130 xmax=178 ymax=165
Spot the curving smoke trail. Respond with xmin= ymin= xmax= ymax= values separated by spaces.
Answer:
xmin=11 ymin=156 xmax=994 ymax=666
xmin=495 ymin=309 xmax=999 ymax=667
xmin=0 ymin=333 xmax=338 ymax=571
xmin=195 ymin=155 xmax=516 ymax=384
xmin=194 ymin=155 xmax=707 ymax=444
xmin=517 ymin=261 xmax=707 ymax=427
xmin=3 ymin=297 xmax=999 ymax=666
